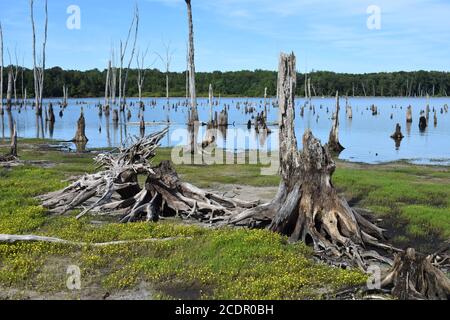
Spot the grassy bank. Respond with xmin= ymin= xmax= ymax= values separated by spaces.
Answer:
xmin=0 ymin=139 xmax=449 ymax=299
xmin=0 ymin=140 xmax=365 ymax=299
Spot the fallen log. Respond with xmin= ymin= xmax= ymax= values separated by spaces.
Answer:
xmin=0 ymin=234 xmax=191 ymax=247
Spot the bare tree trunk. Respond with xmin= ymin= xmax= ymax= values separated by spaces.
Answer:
xmin=0 ymin=22 xmax=3 ymax=115
xmin=185 ymin=42 xmax=189 ymax=105
xmin=122 ymin=6 xmax=139 ymax=108
xmin=110 ymin=49 xmax=117 ymax=105
xmin=30 ymin=0 xmax=38 ymax=113
xmin=105 ymin=60 xmax=111 ymax=106
xmin=6 ymin=69 xmax=12 ymax=110
xmin=21 ymin=56 xmax=24 ymax=105
xmin=328 ymin=91 xmax=344 ymax=153
xmin=30 ymin=0 xmax=48 ymax=115
xmin=156 ymin=40 xmax=174 ymax=116
xmin=209 ymin=83 xmax=213 ymax=122
xmin=186 ymin=0 xmax=198 ymax=124
xmin=10 ymin=121 xmax=17 ymax=157
xmin=47 ymin=102 xmax=55 ymax=123
xmin=8 ymin=48 xmax=19 ymax=105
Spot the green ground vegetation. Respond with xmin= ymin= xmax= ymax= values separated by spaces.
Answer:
xmin=0 ymin=139 xmax=448 ymax=299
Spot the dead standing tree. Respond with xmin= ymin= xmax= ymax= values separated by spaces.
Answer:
xmin=0 ymin=22 xmax=3 ymax=115
xmin=186 ymin=0 xmax=198 ymax=125
xmin=7 ymin=47 xmax=19 ymax=105
xmin=30 ymin=0 xmax=48 ymax=116
xmin=328 ymin=91 xmax=345 ymax=153
xmin=136 ymin=47 xmax=150 ymax=106
xmin=229 ymin=53 xmax=388 ymax=270
xmin=118 ymin=5 xmax=139 ymax=109
xmin=156 ymin=40 xmax=175 ymax=113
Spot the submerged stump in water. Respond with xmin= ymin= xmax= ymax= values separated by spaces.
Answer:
xmin=73 ymin=109 xmax=88 ymax=143
xmin=390 ymin=123 xmax=404 ymax=141
xmin=419 ymin=116 xmax=427 ymax=131
xmin=406 ymin=105 xmax=413 ymax=123
xmin=328 ymin=91 xmax=345 ymax=153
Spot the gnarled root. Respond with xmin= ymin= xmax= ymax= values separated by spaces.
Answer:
xmin=116 ymin=161 xmax=258 ymax=223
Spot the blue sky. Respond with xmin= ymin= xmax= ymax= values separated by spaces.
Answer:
xmin=1 ymin=0 xmax=450 ymax=73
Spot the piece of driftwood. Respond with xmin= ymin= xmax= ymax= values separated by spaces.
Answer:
xmin=30 ymin=0 xmax=48 ymax=116
xmin=39 ymin=127 xmax=256 ymax=224
xmin=0 ymin=22 xmax=3 ymax=115
xmin=0 ymin=234 xmax=190 ymax=247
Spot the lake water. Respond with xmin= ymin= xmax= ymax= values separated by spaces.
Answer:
xmin=1 ymin=96 xmax=449 ymax=165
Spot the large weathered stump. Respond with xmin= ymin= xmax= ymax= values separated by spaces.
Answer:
xmin=229 ymin=53 xmax=386 ymax=269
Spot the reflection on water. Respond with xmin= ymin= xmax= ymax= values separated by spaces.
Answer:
xmin=1 ymin=96 xmax=450 ymax=165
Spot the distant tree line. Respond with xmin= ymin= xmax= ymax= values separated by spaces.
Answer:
xmin=2 ymin=66 xmax=450 ymax=98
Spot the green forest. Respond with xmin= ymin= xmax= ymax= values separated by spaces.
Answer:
xmin=3 ymin=67 xmax=450 ymax=98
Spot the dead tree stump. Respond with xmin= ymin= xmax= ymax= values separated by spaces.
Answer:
xmin=382 ymin=248 xmax=450 ymax=300
xmin=328 ymin=91 xmax=345 ymax=153
xmin=229 ymin=53 xmax=387 ymax=269
xmin=419 ymin=116 xmax=427 ymax=131
xmin=73 ymin=109 xmax=88 ymax=143
xmin=406 ymin=105 xmax=413 ymax=123
xmin=47 ymin=103 xmax=55 ymax=123
xmin=390 ymin=123 xmax=404 ymax=141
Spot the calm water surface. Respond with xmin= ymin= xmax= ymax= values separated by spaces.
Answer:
xmin=1 ymin=96 xmax=449 ymax=165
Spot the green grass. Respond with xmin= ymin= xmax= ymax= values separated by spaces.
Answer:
xmin=0 ymin=138 xmax=449 ymax=299
xmin=0 ymin=139 xmax=366 ymax=299
xmin=333 ymin=166 xmax=450 ymax=238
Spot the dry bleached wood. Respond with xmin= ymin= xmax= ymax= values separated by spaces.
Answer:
xmin=0 ymin=234 xmax=191 ymax=247
xmin=186 ymin=0 xmax=198 ymax=125
xmin=30 ymin=0 xmax=48 ymax=116
xmin=39 ymin=127 xmax=256 ymax=223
